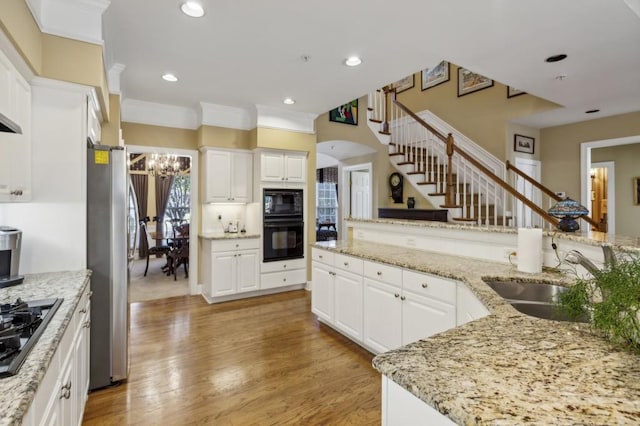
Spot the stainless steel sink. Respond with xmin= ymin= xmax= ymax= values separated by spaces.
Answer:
xmin=484 ymin=280 xmax=588 ymax=322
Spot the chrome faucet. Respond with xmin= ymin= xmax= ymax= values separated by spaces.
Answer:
xmin=564 ymin=245 xmax=616 ymax=275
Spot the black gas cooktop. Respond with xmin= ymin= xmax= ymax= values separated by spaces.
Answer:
xmin=0 ymin=297 xmax=63 ymax=377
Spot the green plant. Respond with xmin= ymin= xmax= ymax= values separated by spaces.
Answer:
xmin=559 ymin=254 xmax=640 ymax=353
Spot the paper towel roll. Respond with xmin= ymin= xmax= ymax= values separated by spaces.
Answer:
xmin=517 ymin=228 xmax=543 ymax=273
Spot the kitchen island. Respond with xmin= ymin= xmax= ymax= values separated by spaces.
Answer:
xmin=0 ymin=270 xmax=91 ymax=426
xmin=313 ymin=234 xmax=640 ymax=424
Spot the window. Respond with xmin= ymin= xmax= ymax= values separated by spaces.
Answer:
xmin=316 ymin=182 xmax=338 ymax=228
xmin=165 ymin=175 xmax=190 ymax=233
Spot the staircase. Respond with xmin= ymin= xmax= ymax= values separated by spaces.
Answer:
xmin=367 ymin=88 xmax=591 ymax=230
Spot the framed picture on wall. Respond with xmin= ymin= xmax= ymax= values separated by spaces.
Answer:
xmin=507 ymin=86 xmax=526 ymax=98
xmin=391 ymin=74 xmax=415 ymax=94
xmin=514 ymin=134 xmax=535 ymax=154
xmin=634 ymin=177 xmax=640 ymax=205
xmin=421 ymin=61 xmax=450 ymax=91
xmin=457 ymin=67 xmax=493 ymax=97
xmin=329 ymin=99 xmax=358 ymax=125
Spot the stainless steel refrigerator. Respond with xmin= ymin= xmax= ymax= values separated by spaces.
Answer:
xmin=87 ymin=144 xmax=138 ymax=390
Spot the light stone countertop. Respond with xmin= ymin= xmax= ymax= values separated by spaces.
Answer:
xmin=0 ymin=270 xmax=91 ymax=426
xmin=313 ymin=240 xmax=640 ymax=425
xmin=199 ymin=233 xmax=260 ymax=240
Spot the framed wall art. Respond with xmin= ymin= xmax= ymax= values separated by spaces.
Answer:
xmin=514 ymin=134 xmax=535 ymax=154
xmin=507 ymin=86 xmax=526 ymax=98
xmin=329 ymin=99 xmax=358 ymax=125
xmin=421 ymin=61 xmax=450 ymax=91
xmin=634 ymin=177 xmax=640 ymax=205
xmin=391 ymin=74 xmax=415 ymax=94
xmin=457 ymin=67 xmax=493 ymax=97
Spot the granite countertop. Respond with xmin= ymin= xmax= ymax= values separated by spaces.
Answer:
xmin=0 ymin=270 xmax=91 ymax=426
xmin=199 ymin=233 xmax=260 ymax=240
xmin=313 ymin=240 xmax=640 ymax=425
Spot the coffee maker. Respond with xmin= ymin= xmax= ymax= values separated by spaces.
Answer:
xmin=0 ymin=226 xmax=24 ymax=288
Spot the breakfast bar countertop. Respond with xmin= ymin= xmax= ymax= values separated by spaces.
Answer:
xmin=0 ymin=270 xmax=91 ymax=426
xmin=313 ymin=240 xmax=640 ymax=425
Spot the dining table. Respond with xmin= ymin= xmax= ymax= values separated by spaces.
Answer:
xmin=148 ymin=231 xmax=189 ymax=278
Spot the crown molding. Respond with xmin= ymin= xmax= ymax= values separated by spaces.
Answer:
xmin=255 ymin=104 xmax=317 ymax=134
xmin=26 ymin=0 xmax=110 ymax=45
xmin=198 ymin=102 xmax=255 ymax=131
xmin=121 ymin=99 xmax=199 ymax=130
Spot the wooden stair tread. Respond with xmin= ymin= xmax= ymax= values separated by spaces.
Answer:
xmin=379 ymin=130 xmax=391 ymax=135
xmin=389 ymin=153 xmax=404 ymax=157
xmin=369 ymin=118 xmax=382 ymax=123
xmin=397 ymin=161 xmax=413 ymax=166
xmin=406 ymin=171 xmax=423 ymax=175
xmin=452 ymin=217 xmax=478 ymax=222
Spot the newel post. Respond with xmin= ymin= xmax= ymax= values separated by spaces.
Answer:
xmin=381 ymin=86 xmax=392 ymax=134
xmin=445 ymin=133 xmax=455 ymax=207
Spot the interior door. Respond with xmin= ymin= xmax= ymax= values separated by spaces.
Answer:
xmin=514 ymin=158 xmax=541 ymax=228
xmin=350 ymin=171 xmax=371 ymax=219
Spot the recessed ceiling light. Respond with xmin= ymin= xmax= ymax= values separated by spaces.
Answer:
xmin=545 ymin=54 xmax=568 ymax=63
xmin=162 ymin=73 xmax=178 ymax=82
xmin=585 ymin=109 xmax=600 ymax=114
xmin=283 ymin=98 xmax=295 ymax=105
xmin=180 ymin=1 xmax=205 ymax=18
xmin=345 ymin=56 xmax=362 ymax=67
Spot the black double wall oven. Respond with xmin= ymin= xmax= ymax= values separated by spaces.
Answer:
xmin=263 ymin=188 xmax=304 ymax=262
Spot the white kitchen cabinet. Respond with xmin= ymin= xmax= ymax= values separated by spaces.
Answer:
xmin=363 ymin=277 xmax=402 ymax=353
xmin=203 ymin=149 xmax=252 ymax=203
xmin=201 ymin=238 xmax=260 ymax=302
xmin=456 ymin=282 xmax=490 ymax=326
xmin=259 ymin=151 xmax=306 ymax=183
xmin=23 ymin=284 xmax=91 ymax=426
xmin=382 ymin=375 xmax=456 ymax=426
xmin=333 ymin=269 xmax=363 ymax=342
xmin=311 ymin=261 xmax=334 ymax=323
xmin=0 ymin=54 xmax=31 ymax=202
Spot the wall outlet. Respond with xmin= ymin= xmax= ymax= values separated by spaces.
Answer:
xmin=504 ymin=248 xmax=517 ymax=259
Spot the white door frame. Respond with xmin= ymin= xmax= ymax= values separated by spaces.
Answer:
xmin=514 ymin=157 xmax=542 ymax=228
xmin=341 ymin=162 xmax=372 ymax=238
xmin=591 ymin=161 xmax=615 ymax=235
xmin=127 ymin=145 xmax=200 ymax=296
xmin=580 ymin=134 xmax=640 ymax=235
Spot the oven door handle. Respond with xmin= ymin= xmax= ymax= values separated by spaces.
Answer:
xmin=263 ymin=221 xmax=304 ymax=228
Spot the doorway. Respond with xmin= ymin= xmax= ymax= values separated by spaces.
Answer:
xmin=590 ymin=162 xmax=615 ymax=233
xmin=341 ymin=163 xmax=373 ymax=234
xmin=126 ymin=145 xmax=199 ymax=300
xmin=514 ymin=157 xmax=542 ymax=228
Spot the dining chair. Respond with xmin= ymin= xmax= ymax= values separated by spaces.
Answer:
xmin=140 ymin=221 xmax=171 ymax=276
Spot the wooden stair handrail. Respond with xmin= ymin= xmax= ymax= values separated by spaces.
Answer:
xmin=392 ymin=97 xmax=559 ymax=227
xmin=506 ymin=160 xmax=600 ymax=229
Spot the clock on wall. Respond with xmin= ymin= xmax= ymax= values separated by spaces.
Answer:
xmin=389 ymin=172 xmax=403 ymax=204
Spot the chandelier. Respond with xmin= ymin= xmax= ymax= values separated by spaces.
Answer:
xmin=148 ymin=154 xmax=180 ymax=178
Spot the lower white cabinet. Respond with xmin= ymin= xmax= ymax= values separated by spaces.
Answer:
xmin=382 ymin=375 xmax=456 ymax=426
xmin=260 ymin=258 xmax=307 ymax=290
xmin=312 ymin=247 xmax=483 ymax=355
xmin=456 ymin=281 xmax=491 ymax=326
xmin=24 ymin=284 xmax=91 ymax=426
xmin=201 ymin=238 xmax=260 ymax=302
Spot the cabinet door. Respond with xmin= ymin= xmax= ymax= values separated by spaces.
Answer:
xmin=284 ymin=154 xmax=305 ymax=182
xmin=260 ymin=152 xmax=284 ymax=181
xmin=58 ymin=352 xmax=74 ymax=426
xmin=231 ymin=152 xmax=252 ymax=202
xmin=0 ymin=72 xmax=31 ymax=202
xmin=384 ymin=376 xmax=456 ymax=426
xmin=334 ymin=270 xmax=364 ymax=342
xmin=205 ymin=151 xmax=231 ymax=202
xmin=236 ymin=249 xmax=259 ymax=293
xmin=364 ymin=278 xmax=402 ymax=353
xmin=402 ymin=289 xmax=456 ymax=346
xmin=211 ymin=251 xmax=236 ymax=297
xmin=0 ymin=50 xmax=13 ymax=120
xmin=311 ymin=262 xmax=334 ymax=323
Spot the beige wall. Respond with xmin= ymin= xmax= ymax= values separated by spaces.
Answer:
xmin=394 ymin=64 xmax=559 ymax=160
xmin=0 ymin=1 xmax=111 ymax=120
xmin=591 ymin=143 xmax=640 ymax=237
xmin=197 ymin=125 xmax=251 ymax=149
xmin=122 ymin=122 xmax=198 ymax=150
xmin=540 ymin=112 xmax=640 ymax=203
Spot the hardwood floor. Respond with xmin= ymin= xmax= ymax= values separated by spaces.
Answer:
xmin=83 ymin=290 xmax=381 ymax=425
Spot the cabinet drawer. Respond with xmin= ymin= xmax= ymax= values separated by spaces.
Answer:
xmin=212 ymin=238 xmax=260 ymax=252
xmin=261 ymin=269 xmax=307 ymax=289
xmin=311 ymin=248 xmax=333 ymax=265
xmin=261 ymin=257 xmax=306 ymax=273
xmin=334 ymin=253 xmax=363 ymax=275
xmin=363 ymin=260 xmax=402 ymax=287
xmin=402 ymin=270 xmax=456 ymax=304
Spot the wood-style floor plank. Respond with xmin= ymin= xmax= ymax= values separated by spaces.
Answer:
xmin=83 ymin=290 xmax=381 ymax=425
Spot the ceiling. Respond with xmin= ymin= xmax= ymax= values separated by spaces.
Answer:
xmin=103 ymin=0 xmax=640 ymax=129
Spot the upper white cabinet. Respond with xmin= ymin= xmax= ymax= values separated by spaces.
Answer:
xmin=259 ymin=151 xmax=306 ymax=183
xmin=0 ymin=48 xmax=31 ymax=202
xmin=203 ymin=149 xmax=252 ymax=203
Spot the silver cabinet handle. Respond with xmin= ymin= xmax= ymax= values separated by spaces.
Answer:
xmin=421 ymin=283 xmax=428 ymax=288
xmin=400 ymin=296 xmax=406 ymax=301
xmin=377 ymin=271 xmax=382 ymax=276
xmin=283 ymin=264 xmax=287 ymax=268
xmin=344 ymin=262 xmax=348 ymax=266
xmin=394 ymin=293 xmax=399 ymax=298
xmin=84 ymin=320 xmax=91 ymax=328
xmin=283 ymin=278 xmax=287 ymax=282
xmin=80 ymin=308 xmax=87 ymax=314
xmin=10 ymin=190 xmax=23 ymax=196
xmin=319 ymin=255 xmax=323 ymax=259
xmin=235 ymin=244 xmax=239 ymax=248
